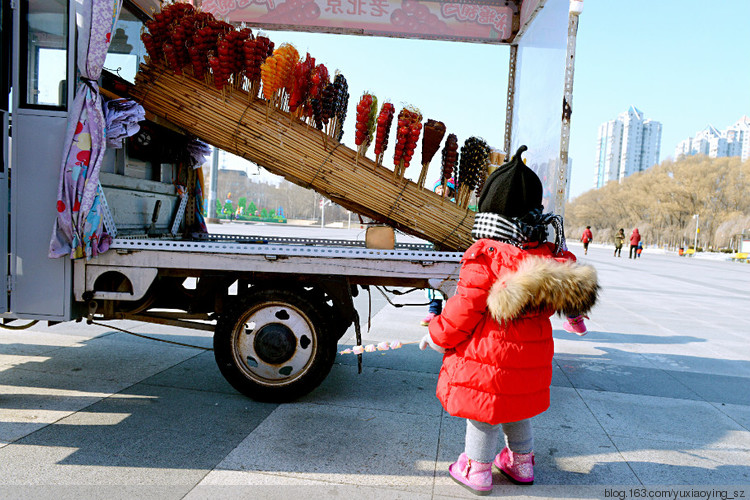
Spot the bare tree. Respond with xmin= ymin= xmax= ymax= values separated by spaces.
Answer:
xmin=565 ymin=156 xmax=749 ymax=250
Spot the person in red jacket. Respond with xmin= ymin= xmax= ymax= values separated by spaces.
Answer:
xmin=419 ymin=146 xmax=599 ymax=495
xmin=629 ymin=228 xmax=641 ymax=259
xmin=580 ymin=226 xmax=593 ymax=254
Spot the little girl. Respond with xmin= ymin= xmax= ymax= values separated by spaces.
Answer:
xmin=420 ymin=146 xmax=599 ymax=495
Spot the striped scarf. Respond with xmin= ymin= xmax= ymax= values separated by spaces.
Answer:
xmin=471 ymin=209 xmax=568 ymax=254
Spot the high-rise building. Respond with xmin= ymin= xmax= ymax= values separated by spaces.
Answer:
xmin=675 ymin=116 xmax=750 ymax=162
xmin=594 ymin=106 xmax=662 ymax=189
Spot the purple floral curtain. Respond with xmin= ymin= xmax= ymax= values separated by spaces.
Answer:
xmin=48 ymin=0 xmax=122 ymax=259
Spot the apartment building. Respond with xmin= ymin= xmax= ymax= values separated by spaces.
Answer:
xmin=594 ymin=106 xmax=662 ymax=189
xmin=675 ymin=116 xmax=750 ymax=162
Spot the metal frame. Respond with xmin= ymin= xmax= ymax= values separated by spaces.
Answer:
xmin=99 ymin=181 xmax=118 ymax=238
xmin=556 ymin=6 xmax=580 ymax=214
xmin=170 ymin=192 xmax=188 ymax=236
xmin=74 ymin=238 xmax=463 ymax=305
xmin=183 ymin=232 xmax=438 ymax=252
xmin=109 ymin=237 xmax=463 ymax=262
xmin=504 ymin=43 xmax=518 ymax=157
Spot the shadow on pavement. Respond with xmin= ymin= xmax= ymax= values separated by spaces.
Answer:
xmin=0 ymin=323 xmax=747 ymax=488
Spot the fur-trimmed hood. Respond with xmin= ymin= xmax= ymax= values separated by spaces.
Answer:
xmin=487 ymin=256 xmax=599 ymax=321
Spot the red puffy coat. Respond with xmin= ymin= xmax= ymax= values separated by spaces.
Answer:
xmin=630 ymin=229 xmax=641 ymax=246
xmin=428 ymin=239 xmax=599 ymax=425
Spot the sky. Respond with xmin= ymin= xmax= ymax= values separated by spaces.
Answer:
xmin=222 ymin=0 xmax=750 ymax=200
xmin=568 ymin=0 xmax=750 ymax=199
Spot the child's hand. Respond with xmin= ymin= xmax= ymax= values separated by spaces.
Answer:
xmin=419 ymin=334 xmax=446 ymax=354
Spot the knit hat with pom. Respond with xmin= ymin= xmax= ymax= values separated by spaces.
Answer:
xmin=477 ymin=145 xmax=542 ymax=218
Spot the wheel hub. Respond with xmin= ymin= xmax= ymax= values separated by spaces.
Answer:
xmin=253 ymin=323 xmax=296 ymax=364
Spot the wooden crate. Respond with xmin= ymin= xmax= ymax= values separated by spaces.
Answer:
xmin=130 ymin=64 xmax=475 ymax=251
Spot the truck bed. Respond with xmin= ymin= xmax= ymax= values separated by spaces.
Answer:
xmin=75 ymin=232 xmax=464 ymax=304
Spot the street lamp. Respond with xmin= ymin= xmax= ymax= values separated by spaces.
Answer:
xmin=693 ymin=214 xmax=699 ymax=251
xmin=320 ymin=198 xmax=332 ymax=228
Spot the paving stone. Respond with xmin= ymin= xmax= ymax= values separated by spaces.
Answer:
xmin=612 ymin=435 xmax=750 ymax=485
xmin=298 ymin=362 xmax=443 ymax=416
xmin=0 ymin=384 xmax=276 ymax=489
xmin=5 ymin=332 xmax=203 ymax=384
xmin=214 ymin=402 xmax=441 ymax=492
xmin=189 ymin=472 xmax=432 ymax=499
xmin=577 ymin=389 xmax=750 ymax=448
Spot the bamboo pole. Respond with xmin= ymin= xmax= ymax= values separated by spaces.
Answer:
xmin=131 ymin=63 xmax=475 ymax=251
xmin=417 ymin=162 xmax=430 ymax=189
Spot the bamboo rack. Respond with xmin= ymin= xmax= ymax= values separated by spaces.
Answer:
xmin=130 ymin=63 xmax=475 ymax=251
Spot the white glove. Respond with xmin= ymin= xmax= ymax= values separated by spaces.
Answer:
xmin=419 ymin=334 xmax=446 ymax=354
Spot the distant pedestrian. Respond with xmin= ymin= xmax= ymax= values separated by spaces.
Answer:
xmin=580 ymin=226 xmax=593 ymax=255
xmin=636 ymin=241 xmax=643 ymax=258
xmin=629 ymin=228 xmax=641 ymax=259
xmin=419 ymin=147 xmax=599 ymax=495
xmin=614 ymin=228 xmax=625 ymax=257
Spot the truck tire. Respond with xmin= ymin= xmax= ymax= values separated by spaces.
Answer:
xmin=214 ymin=288 xmax=337 ymax=402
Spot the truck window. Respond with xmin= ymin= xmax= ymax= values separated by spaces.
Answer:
xmin=20 ymin=0 xmax=68 ymax=109
xmin=98 ymin=1 xmax=172 ymax=184
xmin=103 ymin=2 xmax=148 ymax=84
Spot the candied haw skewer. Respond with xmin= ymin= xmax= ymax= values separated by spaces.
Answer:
xmin=354 ymin=93 xmax=374 ymax=154
xmin=440 ymin=133 xmax=459 ymax=196
xmin=333 ymin=73 xmax=349 ymax=142
xmin=308 ymin=64 xmax=329 ymax=103
xmin=189 ymin=25 xmax=215 ymax=81
xmin=288 ymin=54 xmax=315 ymax=114
xmin=147 ymin=14 xmax=168 ymax=54
xmin=320 ymin=82 xmax=337 ymax=130
xmin=243 ymin=38 xmax=257 ymax=75
xmin=243 ymin=38 xmax=260 ymax=96
xmin=417 ymin=119 xmax=446 ymax=188
xmin=247 ymin=35 xmax=272 ymax=97
xmin=188 ymin=45 xmax=206 ymax=79
xmin=282 ymin=45 xmax=301 ymax=93
xmin=273 ymin=43 xmax=300 ymax=105
xmin=365 ymin=95 xmax=378 ymax=151
xmin=163 ymin=42 xmax=182 ymax=75
xmin=208 ymin=55 xmax=227 ymax=90
xmin=393 ymin=108 xmax=422 ymax=178
xmin=404 ymin=121 xmax=422 ymax=172
xmin=171 ymin=18 xmax=191 ymax=69
xmin=217 ymin=37 xmax=235 ymax=87
xmin=260 ymin=54 xmax=281 ymax=101
xmin=223 ymin=29 xmax=250 ymax=84
xmin=141 ymin=32 xmax=161 ymax=63
xmin=456 ymin=137 xmax=490 ymax=207
xmin=305 ymin=64 xmax=328 ymax=127
xmin=374 ymin=102 xmax=395 ymax=167
xmin=393 ymin=111 xmax=408 ymax=175
xmin=310 ymin=98 xmax=324 ymax=130
xmin=236 ymin=28 xmax=253 ymax=78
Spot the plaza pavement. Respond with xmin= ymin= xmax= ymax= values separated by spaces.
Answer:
xmin=0 ymin=237 xmax=748 ymax=499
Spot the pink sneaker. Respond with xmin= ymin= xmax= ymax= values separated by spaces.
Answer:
xmin=420 ymin=312 xmax=436 ymax=327
xmin=562 ymin=315 xmax=588 ymax=336
xmin=449 ymin=453 xmax=492 ymax=495
xmin=494 ymin=447 xmax=534 ymax=485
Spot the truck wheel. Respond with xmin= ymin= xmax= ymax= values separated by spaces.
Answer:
xmin=214 ymin=288 xmax=337 ymax=402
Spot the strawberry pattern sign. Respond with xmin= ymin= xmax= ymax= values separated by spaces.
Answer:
xmin=201 ymin=0 xmax=513 ymax=43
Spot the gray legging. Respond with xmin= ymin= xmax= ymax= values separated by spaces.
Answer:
xmin=464 ymin=418 xmax=533 ymax=463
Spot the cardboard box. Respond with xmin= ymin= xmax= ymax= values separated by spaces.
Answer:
xmin=365 ymin=226 xmax=395 ymax=249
